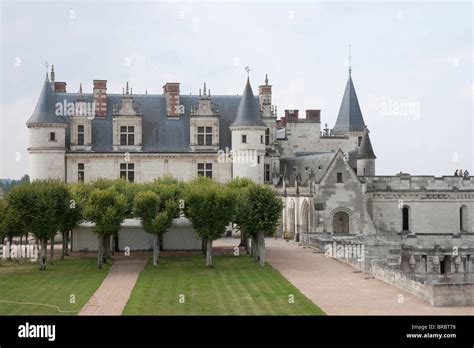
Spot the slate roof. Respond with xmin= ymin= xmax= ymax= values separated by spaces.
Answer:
xmin=52 ymin=91 xmax=262 ymax=152
xmin=332 ymin=73 xmax=366 ymax=134
xmin=280 ymin=152 xmax=337 ymax=186
xmin=357 ymin=129 xmax=376 ymax=159
xmin=230 ymin=78 xmax=266 ymax=127
xmin=26 ymin=75 xmax=68 ymax=126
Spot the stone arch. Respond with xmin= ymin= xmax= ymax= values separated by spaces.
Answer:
xmin=330 ymin=207 xmax=352 ymax=234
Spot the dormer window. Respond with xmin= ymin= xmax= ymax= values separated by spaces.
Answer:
xmin=336 ymin=172 xmax=343 ymax=183
xmin=197 ymin=126 xmax=212 ymax=146
xmin=120 ymin=126 xmax=135 ymax=146
xmin=49 ymin=132 xmax=56 ymax=141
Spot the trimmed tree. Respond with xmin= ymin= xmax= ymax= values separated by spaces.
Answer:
xmin=184 ymin=177 xmax=235 ymax=267
xmin=7 ymin=180 xmax=66 ymax=270
xmin=58 ymin=184 xmax=84 ymax=260
xmin=133 ymin=191 xmax=177 ymax=267
xmin=83 ymin=187 xmax=127 ymax=269
xmin=238 ymin=184 xmax=283 ymax=267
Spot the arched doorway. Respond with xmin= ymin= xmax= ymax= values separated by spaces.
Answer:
xmin=300 ymin=200 xmax=310 ymax=243
xmin=333 ymin=211 xmax=350 ymax=233
xmin=287 ymin=200 xmax=296 ymax=239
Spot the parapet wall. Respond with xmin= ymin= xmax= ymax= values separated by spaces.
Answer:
xmin=366 ymin=175 xmax=474 ymax=191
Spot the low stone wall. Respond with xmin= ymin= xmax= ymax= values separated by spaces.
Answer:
xmin=370 ymin=262 xmax=474 ymax=306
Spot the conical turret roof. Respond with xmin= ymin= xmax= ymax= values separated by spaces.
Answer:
xmin=357 ymin=128 xmax=376 ymax=159
xmin=26 ymin=75 xmax=67 ymax=126
xmin=332 ymin=73 xmax=366 ymax=134
xmin=231 ymin=78 xmax=266 ymax=127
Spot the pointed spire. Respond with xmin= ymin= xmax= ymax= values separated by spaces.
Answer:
xmin=203 ymin=82 xmax=207 ymax=96
xmin=79 ymin=83 xmax=83 ymax=94
xmin=26 ymin=77 xmax=67 ymax=125
xmin=357 ymin=127 xmax=376 ymax=159
xmin=332 ymin=70 xmax=366 ymax=134
xmin=230 ymin=78 xmax=266 ymax=127
xmin=265 ymin=74 xmax=269 ymax=85
xmin=348 ymin=44 xmax=352 ymax=76
xmin=126 ymin=81 xmax=129 ymax=95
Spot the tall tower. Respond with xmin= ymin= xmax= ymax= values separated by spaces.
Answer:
xmin=332 ymin=67 xmax=366 ymax=149
xmin=357 ymin=127 xmax=376 ymax=176
xmin=26 ymin=74 xmax=68 ymax=181
xmin=229 ymin=78 xmax=266 ymax=183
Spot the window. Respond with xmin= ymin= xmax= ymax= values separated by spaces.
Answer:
xmin=402 ymin=206 xmax=410 ymax=231
xmin=358 ymin=136 xmax=363 ymax=147
xmin=336 ymin=172 xmax=343 ymax=183
xmin=460 ymin=205 xmax=468 ymax=232
xmin=120 ymin=163 xmax=134 ymax=182
xmin=260 ymin=135 xmax=264 ymax=144
xmin=49 ymin=132 xmax=56 ymax=141
xmin=120 ymin=126 xmax=135 ymax=146
xmin=197 ymin=126 xmax=213 ymax=146
xmin=242 ymin=134 xmax=247 ymax=143
xmin=265 ymin=164 xmax=271 ymax=182
xmin=78 ymin=163 xmax=84 ymax=182
xmin=265 ymin=128 xmax=270 ymax=145
xmin=257 ymin=156 xmax=261 ymax=164
xmin=77 ymin=125 xmax=84 ymax=146
xmin=197 ymin=163 xmax=212 ymax=178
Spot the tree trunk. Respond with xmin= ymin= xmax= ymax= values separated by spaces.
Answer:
xmin=97 ymin=236 xmax=103 ymax=269
xmin=202 ymin=238 xmax=207 ymax=256
xmin=152 ymin=234 xmax=160 ymax=267
xmin=19 ymin=235 xmax=23 ymax=246
xmin=114 ymin=232 xmax=119 ymax=253
xmin=39 ymin=239 xmax=47 ymax=271
xmin=103 ymin=235 xmax=110 ymax=262
xmin=61 ymin=231 xmax=66 ymax=260
xmin=258 ymin=231 xmax=266 ymax=267
xmin=206 ymin=239 xmax=213 ymax=268
xmin=49 ymin=235 xmax=55 ymax=264
xmin=64 ymin=231 xmax=70 ymax=256
xmin=70 ymin=230 xmax=73 ymax=253
xmin=7 ymin=235 xmax=13 ymax=261
xmin=243 ymin=235 xmax=250 ymax=253
xmin=251 ymin=236 xmax=259 ymax=261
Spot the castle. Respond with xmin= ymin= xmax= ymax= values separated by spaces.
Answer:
xmin=26 ymin=66 xmax=473 ymax=306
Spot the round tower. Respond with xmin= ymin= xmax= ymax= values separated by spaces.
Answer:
xmin=229 ymin=78 xmax=266 ymax=184
xmin=357 ymin=127 xmax=376 ymax=176
xmin=26 ymin=74 xmax=68 ymax=181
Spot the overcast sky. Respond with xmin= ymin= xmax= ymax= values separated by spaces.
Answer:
xmin=0 ymin=0 xmax=472 ymax=179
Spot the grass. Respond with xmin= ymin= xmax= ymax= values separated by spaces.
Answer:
xmin=0 ymin=257 xmax=110 ymax=315
xmin=123 ymin=254 xmax=325 ymax=315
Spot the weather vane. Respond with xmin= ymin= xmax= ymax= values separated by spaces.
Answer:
xmin=348 ymin=44 xmax=352 ymax=75
xmin=245 ymin=66 xmax=251 ymax=77
xmin=45 ymin=61 xmax=49 ymax=74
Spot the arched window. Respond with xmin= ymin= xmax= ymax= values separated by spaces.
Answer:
xmin=402 ymin=206 xmax=410 ymax=231
xmin=460 ymin=205 xmax=468 ymax=232
xmin=333 ymin=211 xmax=350 ymax=233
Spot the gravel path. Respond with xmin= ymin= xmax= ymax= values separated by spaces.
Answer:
xmin=215 ymin=238 xmax=473 ymax=315
xmin=79 ymin=254 xmax=148 ymax=315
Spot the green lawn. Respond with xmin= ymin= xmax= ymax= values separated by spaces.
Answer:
xmin=124 ymin=255 xmax=324 ymax=315
xmin=0 ymin=257 xmax=110 ymax=315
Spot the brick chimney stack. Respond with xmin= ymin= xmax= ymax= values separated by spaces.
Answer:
xmin=305 ymin=109 xmax=321 ymax=123
xmin=163 ymin=82 xmax=181 ymax=117
xmin=284 ymin=109 xmax=299 ymax=122
xmin=54 ymin=82 xmax=67 ymax=93
xmin=93 ymin=80 xmax=107 ymax=117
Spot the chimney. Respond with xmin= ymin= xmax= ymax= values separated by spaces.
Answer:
xmin=93 ymin=80 xmax=107 ymax=117
xmin=258 ymin=75 xmax=272 ymax=117
xmin=163 ymin=82 xmax=181 ymax=117
xmin=54 ymin=82 xmax=67 ymax=93
xmin=305 ymin=110 xmax=321 ymax=123
xmin=285 ymin=109 xmax=299 ymax=122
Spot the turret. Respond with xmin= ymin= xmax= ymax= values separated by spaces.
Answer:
xmin=26 ymin=74 xmax=68 ymax=181
xmin=357 ymin=127 xmax=376 ymax=176
xmin=229 ymin=78 xmax=266 ymax=183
